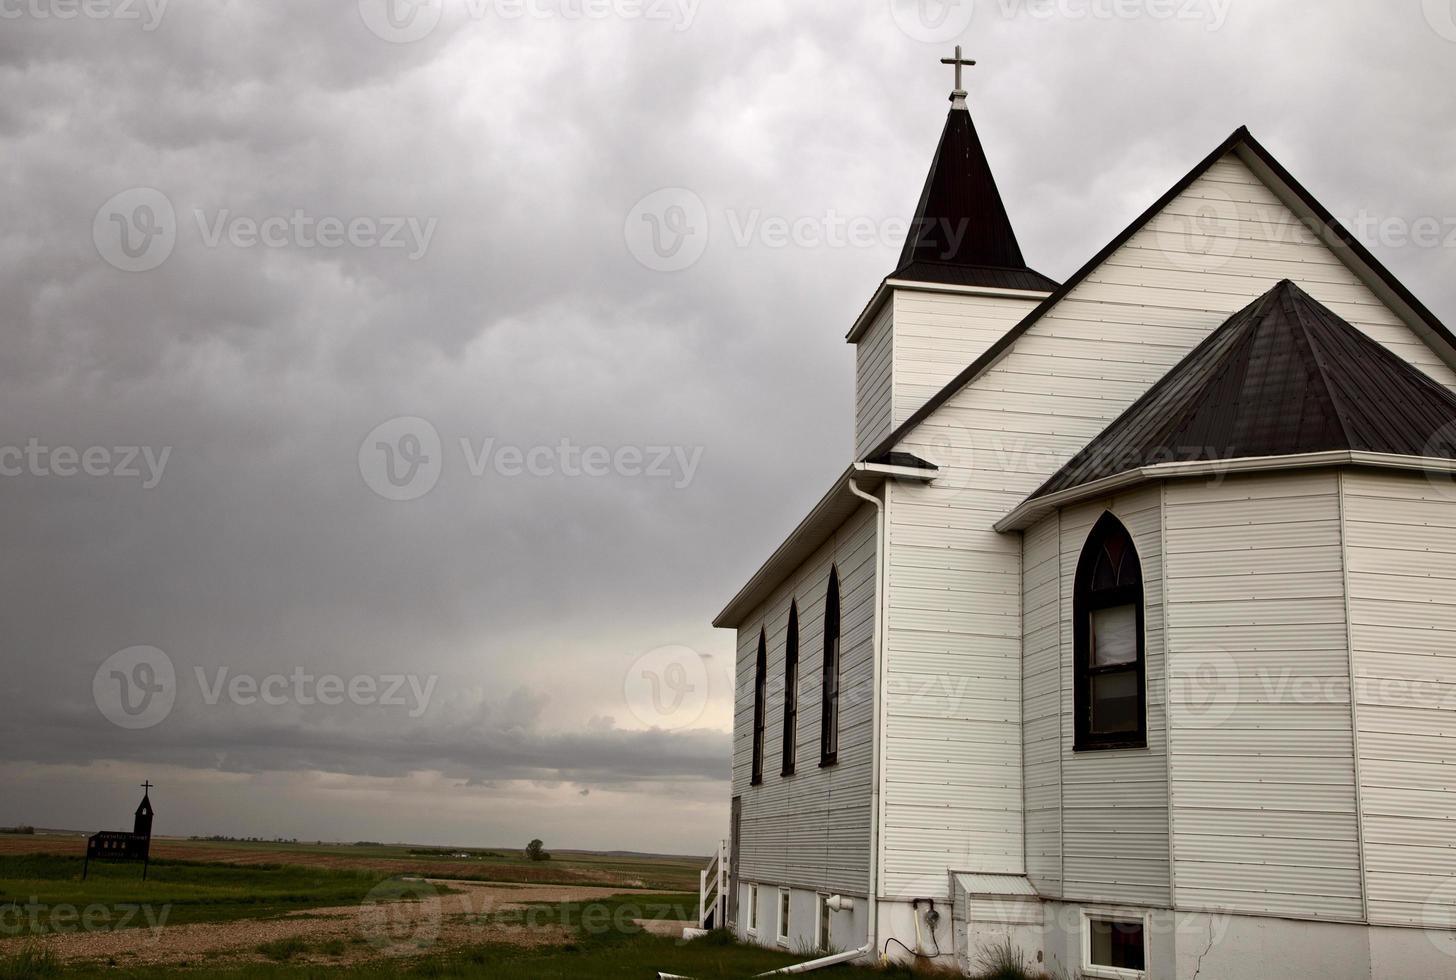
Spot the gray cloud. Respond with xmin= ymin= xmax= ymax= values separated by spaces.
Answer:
xmin=3 ymin=1 xmax=1454 ymax=850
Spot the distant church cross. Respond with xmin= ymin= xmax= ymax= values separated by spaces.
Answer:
xmin=140 ymin=781 xmax=153 ymax=793
xmin=941 ymin=46 xmax=976 ymax=106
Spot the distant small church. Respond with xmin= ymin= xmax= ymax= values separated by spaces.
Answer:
xmin=85 ymin=782 xmax=155 ymax=879
xmin=709 ymin=49 xmax=1456 ymax=980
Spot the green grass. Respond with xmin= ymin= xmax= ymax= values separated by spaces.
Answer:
xmin=4 ymin=835 xmax=705 ymax=892
xmin=0 ymin=885 xmax=951 ymax=979
xmin=0 ymin=854 xmax=426 ymax=935
xmin=7 ymin=931 xmax=930 ymax=979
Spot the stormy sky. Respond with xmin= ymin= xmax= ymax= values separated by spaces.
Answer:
xmin=2 ymin=1 xmax=1454 ymax=854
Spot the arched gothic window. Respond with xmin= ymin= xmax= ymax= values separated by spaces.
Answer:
xmin=1074 ymin=513 xmax=1146 ymax=750
xmin=751 ymin=630 xmax=767 ymax=785
xmin=782 ymin=603 xmax=799 ymax=776
xmin=820 ymin=567 xmax=841 ymax=766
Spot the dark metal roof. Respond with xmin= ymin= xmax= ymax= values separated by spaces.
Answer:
xmin=1033 ymin=280 xmax=1456 ymax=498
xmin=862 ymin=126 xmax=1456 ymax=464
xmin=892 ymin=107 xmax=1054 ymax=291
xmin=890 ymin=261 xmax=1059 ymax=292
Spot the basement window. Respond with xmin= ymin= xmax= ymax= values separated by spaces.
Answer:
xmin=1082 ymin=912 xmax=1148 ymax=980
xmin=747 ymin=884 xmax=759 ymax=934
xmin=817 ymin=894 xmax=832 ymax=951
xmin=777 ymin=888 xmax=791 ymax=946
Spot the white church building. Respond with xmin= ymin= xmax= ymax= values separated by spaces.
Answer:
xmin=709 ymin=54 xmax=1456 ymax=980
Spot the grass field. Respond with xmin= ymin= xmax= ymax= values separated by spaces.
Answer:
xmin=0 ymin=836 xmax=701 ymax=893
xmin=0 ymin=854 xmax=425 ymax=934
xmin=0 ymin=837 xmax=971 ymax=978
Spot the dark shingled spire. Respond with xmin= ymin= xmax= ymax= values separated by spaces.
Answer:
xmin=1032 ymin=279 xmax=1456 ymax=498
xmin=892 ymin=106 xmax=1058 ymax=292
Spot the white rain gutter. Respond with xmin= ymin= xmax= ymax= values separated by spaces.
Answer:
xmin=994 ymin=451 xmax=1456 ymax=532
xmin=753 ymin=478 xmax=887 ymax=976
xmin=664 ymin=477 xmax=903 ymax=980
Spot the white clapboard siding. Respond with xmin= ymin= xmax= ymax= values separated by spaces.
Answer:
xmin=889 ymin=289 xmax=1044 ymax=427
xmin=1023 ymin=513 xmax=1061 ymax=897
xmin=1054 ymin=488 xmax=1171 ymax=907
xmin=1342 ymin=470 xmax=1456 ymax=927
xmin=732 ymin=504 xmax=878 ymax=896
xmin=880 ymin=476 xmax=1025 ymax=901
xmin=855 ymin=305 xmax=894 ymax=458
xmin=876 ymin=153 xmax=1454 ymax=908
xmin=1165 ymin=471 xmax=1364 ymax=922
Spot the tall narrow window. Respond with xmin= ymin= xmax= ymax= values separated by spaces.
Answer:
xmin=1074 ymin=513 xmax=1146 ymax=750
xmin=820 ymin=567 xmax=841 ymax=766
xmin=782 ymin=603 xmax=799 ymax=776
xmin=751 ymin=630 xmax=767 ymax=785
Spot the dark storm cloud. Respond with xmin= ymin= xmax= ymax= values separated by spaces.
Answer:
xmin=3 ymin=1 xmax=1454 ymax=847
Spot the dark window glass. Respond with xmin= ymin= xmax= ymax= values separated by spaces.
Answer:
xmin=751 ymin=631 xmax=767 ymax=785
xmin=1074 ymin=513 xmax=1146 ymax=750
xmin=1088 ymin=917 xmax=1145 ymax=971
xmin=782 ymin=604 xmax=799 ymax=776
xmin=820 ymin=568 xmax=841 ymax=766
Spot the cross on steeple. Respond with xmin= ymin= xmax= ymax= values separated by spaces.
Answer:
xmin=941 ymin=45 xmax=976 ymax=108
xmin=140 ymin=781 xmax=153 ymax=793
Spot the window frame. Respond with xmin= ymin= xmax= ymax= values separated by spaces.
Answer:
xmin=776 ymin=887 xmax=791 ymax=946
xmin=1073 ymin=512 xmax=1148 ymax=751
xmin=1080 ymin=909 xmax=1150 ymax=980
xmin=751 ymin=630 xmax=768 ymax=785
xmin=816 ymin=893 xmax=832 ymax=952
xmin=820 ymin=567 xmax=841 ymax=767
xmin=782 ymin=602 xmax=799 ymax=777
xmin=747 ymin=883 xmax=759 ymax=935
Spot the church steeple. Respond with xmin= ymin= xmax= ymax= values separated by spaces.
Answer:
xmin=891 ymin=52 xmax=1057 ymax=292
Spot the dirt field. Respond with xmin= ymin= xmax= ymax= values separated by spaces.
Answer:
xmin=2 ymin=878 xmax=637 ymax=968
xmin=0 ymin=835 xmax=702 ymax=970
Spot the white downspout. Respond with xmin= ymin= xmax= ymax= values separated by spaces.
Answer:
xmin=754 ymin=479 xmax=886 ymax=976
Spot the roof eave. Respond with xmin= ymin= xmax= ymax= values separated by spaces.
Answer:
xmin=994 ymin=451 xmax=1456 ymax=532
xmin=714 ymin=462 xmax=936 ymax=629
xmin=845 ymin=278 xmax=1055 ymax=344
